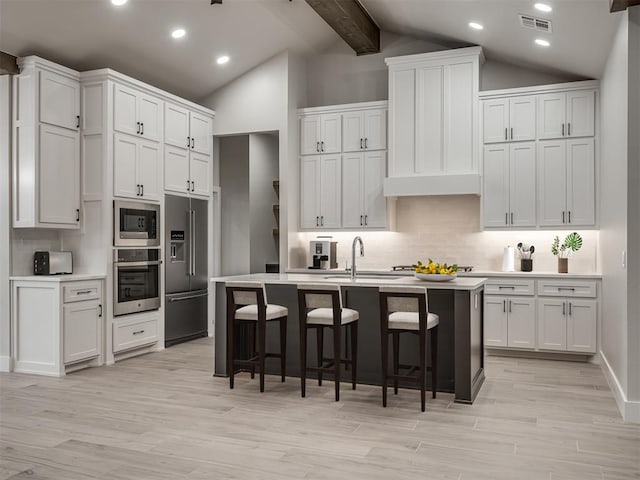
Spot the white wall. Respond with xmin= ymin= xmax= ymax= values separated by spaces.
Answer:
xmin=0 ymin=75 xmax=11 ymax=370
xmin=219 ymin=135 xmax=250 ymax=276
xmin=294 ymin=196 xmax=599 ymax=273
xmin=626 ymin=6 xmax=640 ymax=408
xmin=249 ymin=133 xmax=279 ymax=273
xmin=304 ymin=31 xmax=580 ymax=107
xmin=598 ymin=13 xmax=630 ymax=417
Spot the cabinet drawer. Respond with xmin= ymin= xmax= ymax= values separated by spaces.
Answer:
xmin=113 ymin=317 xmax=158 ymax=353
xmin=63 ymin=281 xmax=101 ymax=303
xmin=537 ymin=280 xmax=596 ymax=298
xmin=485 ymin=279 xmax=535 ymax=296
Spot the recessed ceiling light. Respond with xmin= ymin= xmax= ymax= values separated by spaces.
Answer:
xmin=216 ymin=55 xmax=230 ymax=65
xmin=171 ymin=28 xmax=186 ymax=39
xmin=111 ymin=0 xmax=128 ymax=5
xmin=535 ymin=38 xmax=551 ymax=47
xmin=534 ymin=3 xmax=552 ymax=13
xmin=468 ymin=22 xmax=484 ymax=30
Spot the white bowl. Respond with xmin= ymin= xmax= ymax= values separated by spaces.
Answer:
xmin=414 ymin=273 xmax=457 ymax=282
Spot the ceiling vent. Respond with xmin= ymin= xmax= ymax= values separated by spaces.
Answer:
xmin=519 ymin=14 xmax=552 ymax=33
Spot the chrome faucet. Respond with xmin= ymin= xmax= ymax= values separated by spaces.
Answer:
xmin=351 ymin=236 xmax=364 ymax=280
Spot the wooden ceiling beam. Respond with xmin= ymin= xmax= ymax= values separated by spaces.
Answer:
xmin=0 ymin=51 xmax=18 ymax=75
xmin=610 ymin=0 xmax=640 ymax=12
xmin=304 ymin=0 xmax=380 ymax=55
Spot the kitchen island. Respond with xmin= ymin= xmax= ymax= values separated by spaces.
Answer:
xmin=211 ymin=273 xmax=486 ymax=403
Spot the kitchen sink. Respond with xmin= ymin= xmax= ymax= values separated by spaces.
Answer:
xmin=323 ymin=275 xmax=403 ymax=280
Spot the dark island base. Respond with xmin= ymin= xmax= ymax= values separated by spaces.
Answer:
xmin=215 ymin=283 xmax=485 ymax=404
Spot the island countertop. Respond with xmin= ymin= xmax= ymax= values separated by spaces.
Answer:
xmin=210 ymin=273 xmax=486 ymax=290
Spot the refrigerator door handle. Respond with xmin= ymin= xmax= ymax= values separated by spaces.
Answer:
xmin=191 ymin=209 xmax=196 ymax=276
xmin=168 ymin=292 xmax=208 ymax=302
xmin=187 ymin=209 xmax=193 ymax=277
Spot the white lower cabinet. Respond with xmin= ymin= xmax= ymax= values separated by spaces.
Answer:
xmin=537 ymin=298 xmax=597 ymax=353
xmin=484 ymin=295 xmax=535 ymax=349
xmin=11 ymin=278 xmax=104 ymax=376
xmin=113 ymin=312 xmax=159 ymax=354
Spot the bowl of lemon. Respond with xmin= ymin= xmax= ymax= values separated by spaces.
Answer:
xmin=414 ymin=260 xmax=458 ymax=282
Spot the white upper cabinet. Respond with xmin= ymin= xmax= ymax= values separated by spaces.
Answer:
xmin=40 ymin=70 xmax=80 ymax=130
xmin=538 ymin=90 xmax=595 ymax=140
xmin=343 ymin=109 xmax=387 ymax=152
xmin=113 ymin=133 xmax=161 ymax=202
xmin=386 ymin=47 xmax=482 ymax=192
xmin=483 ymin=96 xmax=535 ymax=143
xmin=114 ymin=84 xmax=162 ymax=142
xmin=299 ymin=114 xmax=342 ymax=155
xmin=189 ymin=112 xmax=212 ymax=155
xmin=299 ymin=155 xmax=341 ymax=229
xmin=164 ymin=146 xmax=190 ymax=195
xmin=164 ymin=103 xmax=190 ymax=149
xmin=189 ymin=152 xmax=211 ymax=197
xmin=13 ymin=57 xmax=81 ymax=229
xmin=342 ymin=151 xmax=387 ymax=229
xmin=538 ymin=138 xmax=595 ymax=227
xmin=483 ymin=142 xmax=535 ymax=228
xmin=300 ymin=156 xmax=320 ymax=229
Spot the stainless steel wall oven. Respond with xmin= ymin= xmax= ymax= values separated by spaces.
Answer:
xmin=113 ymin=248 xmax=161 ymax=316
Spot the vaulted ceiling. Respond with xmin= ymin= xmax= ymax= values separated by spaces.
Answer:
xmin=0 ymin=0 xmax=624 ymax=102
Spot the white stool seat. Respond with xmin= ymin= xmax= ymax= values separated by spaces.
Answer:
xmin=307 ymin=307 xmax=359 ymax=325
xmin=234 ymin=304 xmax=288 ymax=321
xmin=388 ymin=311 xmax=439 ymax=331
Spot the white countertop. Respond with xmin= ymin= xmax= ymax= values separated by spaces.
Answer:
xmin=211 ymin=273 xmax=486 ymax=290
xmin=286 ymin=268 xmax=602 ymax=280
xmin=10 ymin=274 xmax=107 ymax=282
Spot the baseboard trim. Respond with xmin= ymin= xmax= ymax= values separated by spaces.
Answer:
xmin=0 ymin=355 xmax=12 ymax=372
xmin=600 ymin=350 xmax=639 ymax=423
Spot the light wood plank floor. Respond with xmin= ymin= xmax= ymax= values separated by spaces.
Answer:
xmin=1 ymin=338 xmax=638 ymax=479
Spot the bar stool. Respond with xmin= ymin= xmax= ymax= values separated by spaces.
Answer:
xmin=379 ymin=285 xmax=439 ymax=412
xmin=225 ymin=281 xmax=288 ymax=392
xmin=297 ymin=284 xmax=359 ymax=401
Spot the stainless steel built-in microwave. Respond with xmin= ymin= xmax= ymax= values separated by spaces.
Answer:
xmin=114 ymin=200 xmax=160 ymax=247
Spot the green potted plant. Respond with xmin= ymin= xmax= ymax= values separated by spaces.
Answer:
xmin=551 ymin=232 xmax=583 ymax=273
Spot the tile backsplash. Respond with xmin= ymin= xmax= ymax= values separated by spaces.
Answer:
xmin=11 ymin=228 xmax=62 ymax=275
xmin=292 ymin=196 xmax=598 ymax=273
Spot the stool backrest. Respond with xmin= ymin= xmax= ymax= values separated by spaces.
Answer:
xmin=297 ymin=283 xmax=342 ymax=310
xmin=225 ymin=281 xmax=267 ymax=307
xmin=379 ymin=285 xmax=428 ymax=314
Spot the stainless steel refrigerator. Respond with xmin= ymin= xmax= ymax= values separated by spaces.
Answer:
xmin=165 ymin=195 xmax=208 ymax=346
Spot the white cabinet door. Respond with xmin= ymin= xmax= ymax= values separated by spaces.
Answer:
xmin=137 ymin=140 xmax=161 ymax=202
xmin=363 ymin=151 xmax=387 ymax=228
xmin=482 ymin=99 xmax=509 ymax=144
xmin=189 ymin=153 xmax=211 ymax=198
xmin=113 ymin=134 xmax=139 ymax=199
xmin=319 ymin=154 xmax=341 ymax=228
xmin=300 ymin=115 xmax=321 ymax=155
xmin=113 ymin=84 xmax=139 ymax=137
xmin=300 ymin=156 xmax=320 ymax=228
xmin=39 ymin=124 xmax=80 ymax=225
xmin=342 ymin=112 xmax=364 ymax=153
xmin=566 ymin=90 xmax=595 ymax=138
xmin=164 ymin=103 xmax=190 ymax=150
xmin=509 ymin=142 xmax=536 ymax=227
xmin=566 ymin=138 xmax=595 ymax=226
xmin=138 ymin=93 xmax=162 ymax=142
xmin=447 ymin=61 xmax=474 ymax=173
xmin=483 ymin=144 xmax=510 ymax=227
xmin=320 ymin=114 xmax=342 ymax=154
xmin=164 ymin=146 xmax=190 ymax=195
xmin=537 ymin=299 xmax=567 ymax=351
xmin=342 ymin=152 xmax=364 ymax=227
xmin=390 ymin=68 xmax=417 ymax=176
xmin=538 ymin=141 xmax=566 ymax=226
xmin=484 ymin=297 xmax=508 ymax=347
xmin=39 ymin=70 xmax=80 ymax=131
xmin=63 ymin=300 xmax=101 ymax=364
xmin=567 ymin=299 xmax=597 ymax=353
xmin=509 ymin=96 xmax=536 ymax=142
xmin=416 ymin=65 xmax=444 ymax=174
xmin=364 ymin=109 xmax=387 ymax=151
xmin=538 ymin=93 xmax=566 ymax=140
xmin=507 ymin=297 xmax=536 ymax=349
xmin=190 ymin=112 xmax=212 ymax=155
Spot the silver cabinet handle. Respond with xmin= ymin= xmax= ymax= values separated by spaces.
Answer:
xmin=503 ymin=300 xmax=506 ymax=313
xmin=137 ymin=122 xmax=140 ymax=134
xmin=509 ymin=300 xmax=512 ymax=313
xmin=569 ymin=302 xmax=572 ymax=315
xmin=510 ymin=212 xmax=514 ymax=224
xmin=562 ymin=211 xmax=566 ymax=223
xmin=510 ymin=127 xmax=513 ymax=140
xmin=558 ymin=287 xmax=576 ymax=291
xmin=364 ymin=214 xmax=368 ymax=225
xmin=562 ymin=302 xmax=566 ymax=316
xmin=76 ymin=290 xmax=92 ymax=295
xmin=505 ymin=213 xmax=508 ymax=225
xmin=568 ymin=211 xmax=571 ymax=223
xmin=498 ymin=286 xmax=515 ymax=289
xmin=562 ymin=123 xmax=565 ymax=136
xmin=133 ymin=330 xmax=145 ymax=335
xmin=505 ymin=128 xmax=508 ymax=140
xmin=568 ymin=123 xmax=571 ymax=136
xmin=365 ymin=138 xmax=368 ymax=149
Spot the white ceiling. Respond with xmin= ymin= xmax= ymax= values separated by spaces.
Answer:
xmin=0 ymin=0 xmax=623 ymax=102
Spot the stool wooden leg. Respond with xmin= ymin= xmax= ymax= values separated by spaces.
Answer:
xmin=300 ymin=320 xmax=307 ymax=398
xmin=431 ymin=325 xmax=438 ymax=399
xmin=392 ymin=332 xmax=399 ymax=395
xmin=419 ymin=328 xmax=426 ymax=412
xmin=316 ymin=326 xmax=324 ymax=386
xmin=280 ymin=317 xmax=287 ymax=382
xmin=258 ymin=319 xmax=266 ymax=393
xmin=248 ymin=323 xmax=255 ymax=379
xmin=333 ymin=324 xmax=341 ymax=402
xmin=381 ymin=330 xmax=388 ymax=407
xmin=350 ymin=322 xmax=358 ymax=390
xmin=227 ymin=315 xmax=235 ymax=390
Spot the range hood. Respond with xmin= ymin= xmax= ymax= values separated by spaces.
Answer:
xmin=383 ymin=173 xmax=481 ymax=197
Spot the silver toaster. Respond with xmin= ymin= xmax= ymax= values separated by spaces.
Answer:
xmin=34 ymin=251 xmax=73 ymax=275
